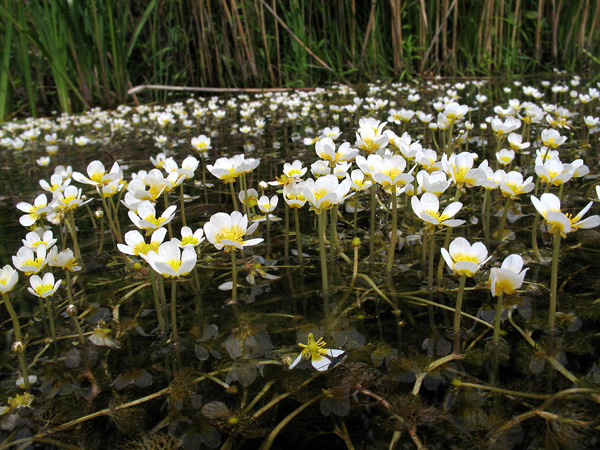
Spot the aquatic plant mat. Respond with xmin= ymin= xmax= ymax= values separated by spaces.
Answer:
xmin=1 ymin=75 xmax=600 ymax=448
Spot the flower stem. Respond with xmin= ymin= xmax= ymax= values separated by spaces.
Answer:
xmin=490 ymin=292 xmax=504 ymax=386
xmin=231 ymin=250 xmax=238 ymax=302
xmin=427 ymin=225 xmax=436 ymax=329
xmin=149 ymin=270 xmax=165 ymax=334
xmin=294 ymin=208 xmax=304 ymax=270
xmin=67 ymin=212 xmax=82 ymax=262
xmin=496 ymin=196 xmax=512 ymax=240
xmin=453 ymin=274 xmax=467 ymax=354
xmin=163 ymin=192 xmax=173 ymax=239
xmin=548 ymin=231 xmax=561 ymax=355
xmin=261 ymin=392 xmax=324 ymax=450
xmin=266 ymin=211 xmax=272 ymax=257
xmin=369 ymin=185 xmax=376 ymax=268
xmin=318 ymin=211 xmax=329 ymax=296
xmin=386 ymin=189 xmax=397 ymax=274
xmin=170 ymin=278 xmax=180 ymax=363
xmin=284 ymin=202 xmax=289 ymax=260
xmin=2 ymin=293 xmax=30 ymax=391
xmin=179 ymin=183 xmax=187 ymax=227
xmin=482 ymin=189 xmax=491 ymax=241
xmin=229 ymin=181 xmax=239 ymax=211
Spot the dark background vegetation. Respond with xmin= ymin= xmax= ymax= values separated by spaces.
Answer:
xmin=1 ymin=0 xmax=599 ymax=119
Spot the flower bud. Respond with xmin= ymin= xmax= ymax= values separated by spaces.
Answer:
xmin=352 ymin=237 xmax=361 ymax=247
xmin=66 ymin=304 xmax=78 ymax=317
xmin=94 ymin=209 xmax=104 ymax=219
xmin=12 ymin=341 xmax=25 ymax=354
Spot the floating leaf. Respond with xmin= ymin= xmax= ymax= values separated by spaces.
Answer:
xmin=201 ymin=401 xmax=230 ymax=420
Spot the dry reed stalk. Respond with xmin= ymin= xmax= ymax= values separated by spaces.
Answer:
xmin=511 ymin=0 xmax=522 ymax=51
xmin=420 ymin=0 xmax=457 ymax=73
xmin=418 ymin=0 xmax=428 ymax=62
xmin=230 ymin=0 xmax=258 ymax=79
xmin=389 ymin=0 xmax=403 ymax=74
xmin=451 ymin=0 xmax=458 ymax=72
xmin=256 ymin=0 xmax=275 ymax=85
xmin=497 ymin=0 xmax=505 ymax=69
xmin=272 ymin=0 xmax=281 ymax=84
xmin=577 ymin=0 xmax=590 ymax=56
xmin=359 ymin=0 xmax=377 ymax=71
xmin=219 ymin=0 xmax=247 ymax=81
xmin=259 ymin=0 xmax=334 ymax=74
xmin=441 ymin=0 xmax=448 ymax=64
xmin=587 ymin=0 xmax=600 ymax=52
xmin=535 ymin=0 xmax=545 ymax=60
xmin=563 ymin=0 xmax=583 ymax=57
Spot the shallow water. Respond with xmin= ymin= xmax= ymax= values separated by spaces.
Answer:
xmin=1 ymin=78 xmax=600 ymax=448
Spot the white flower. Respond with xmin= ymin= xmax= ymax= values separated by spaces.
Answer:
xmin=541 ymin=128 xmax=567 ymax=148
xmin=531 ymin=193 xmax=600 ymax=237
xmin=289 ymin=333 xmax=345 ymax=371
xmin=489 ymin=254 xmax=528 ymax=296
xmin=441 ymin=237 xmax=489 ymax=277
xmin=117 ymin=228 xmax=167 ymax=257
xmin=27 ymin=272 xmax=61 ymax=298
xmin=496 ymin=149 xmax=515 ymax=165
xmin=411 ymin=193 xmax=465 ymax=227
xmin=191 ymin=135 xmax=212 ymax=154
xmin=0 ymin=265 xmax=19 ymax=294
xmin=47 ymin=247 xmax=81 ymax=271
xmin=173 ymin=227 xmax=205 ymax=249
xmin=302 ymin=175 xmax=351 ymax=214
xmin=498 ymin=171 xmax=534 ymax=199
xmin=128 ymin=201 xmax=177 ymax=234
xmin=283 ymin=182 xmax=306 ymax=209
xmin=17 ymin=194 xmax=51 ymax=227
xmin=258 ymin=195 xmax=278 ymax=214
xmin=12 ymin=246 xmax=48 ymax=275
xmin=204 ymin=211 xmax=262 ymax=252
xmin=22 ymin=228 xmax=56 ymax=251
xmin=146 ymin=241 xmax=197 ymax=278
xmin=72 ymin=160 xmax=121 ymax=187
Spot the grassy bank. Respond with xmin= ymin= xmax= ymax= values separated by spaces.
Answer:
xmin=1 ymin=0 xmax=600 ymax=119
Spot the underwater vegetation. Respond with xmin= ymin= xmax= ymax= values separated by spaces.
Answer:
xmin=1 ymin=73 xmax=600 ymax=448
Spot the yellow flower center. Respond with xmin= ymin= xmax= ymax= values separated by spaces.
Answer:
xmin=181 ymin=236 xmax=198 ymax=246
xmin=166 ymin=259 xmax=181 ymax=272
xmin=90 ymin=172 xmax=104 ymax=183
xmin=144 ymin=215 xmax=166 ymax=228
xmin=217 ymin=226 xmax=244 ymax=245
xmin=35 ymin=283 xmax=54 ymax=296
xmin=133 ymin=241 xmax=160 ymax=255
xmin=23 ymin=258 xmax=43 ymax=275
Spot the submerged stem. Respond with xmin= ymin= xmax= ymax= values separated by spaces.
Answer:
xmin=490 ymin=292 xmax=504 ymax=386
xmin=453 ymin=274 xmax=467 ymax=354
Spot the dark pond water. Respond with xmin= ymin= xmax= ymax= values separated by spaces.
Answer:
xmin=1 ymin=77 xmax=600 ymax=449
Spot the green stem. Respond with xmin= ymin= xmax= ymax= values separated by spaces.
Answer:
xmin=149 ymin=270 xmax=165 ymax=334
xmin=369 ymin=185 xmax=376 ymax=267
xmin=98 ymin=189 xmax=122 ymax=244
xmin=2 ymin=293 xmax=30 ymax=391
xmin=229 ymin=181 xmax=239 ymax=211
xmin=386 ymin=189 xmax=397 ymax=273
xmin=284 ymin=202 xmax=289 ymax=260
xmin=231 ymin=250 xmax=238 ymax=302
xmin=496 ymin=196 xmax=512 ymax=240
xmin=482 ymin=189 xmax=491 ymax=241
xmin=548 ymin=232 xmax=561 ymax=355
xmin=318 ymin=211 xmax=330 ymax=297
xmin=453 ymin=274 xmax=467 ymax=354
xmin=490 ymin=292 xmax=504 ymax=386
xmin=179 ymin=183 xmax=187 ymax=227
xmin=67 ymin=212 xmax=82 ymax=261
xmin=266 ymin=211 xmax=272 ymax=257
xmin=260 ymin=393 xmax=324 ymax=450
xmin=427 ymin=225 xmax=436 ymax=329
xmin=163 ymin=192 xmax=173 ymax=239
xmin=294 ymin=208 xmax=304 ymax=270
xmin=170 ymin=278 xmax=180 ymax=364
